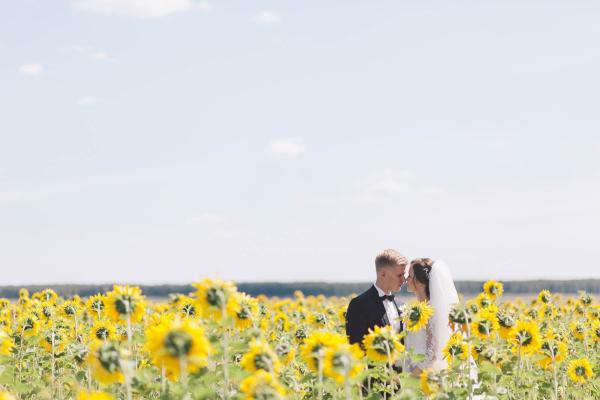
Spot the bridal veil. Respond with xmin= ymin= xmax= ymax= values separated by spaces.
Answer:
xmin=428 ymin=260 xmax=459 ymax=370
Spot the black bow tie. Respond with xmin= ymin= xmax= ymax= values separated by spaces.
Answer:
xmin=380 ymin=294 xmax=395 ymax=302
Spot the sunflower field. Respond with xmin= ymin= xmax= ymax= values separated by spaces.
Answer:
xmin=0 ymin=279 xmax=597 ymax=400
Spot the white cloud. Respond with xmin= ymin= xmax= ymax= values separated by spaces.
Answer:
xmin=79 ymin=96 xmax=98 ymax=105
xmin=91 ymin=51 xmax=111 ymax=61
xmin=186 ymin=213 xmax=226 ymax=225
xmin=71 ymin=0 xmax=211 ymax=19
xmin=63 ymin=45 xmax=115 ymax=62
xmin=196 ymin=2 xmax=212 ymax=12
xmin=255 ymin=10 xmax=282 ymax=25
xmin=0 ymin=183 xmax=64 ymax=206
xmin=18 ymin=63 xmax=43 ymax=77
xmin=266 ymin=137 xmax=306 ymax=159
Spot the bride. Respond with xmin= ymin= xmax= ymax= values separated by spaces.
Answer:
xmin=404 ymin=258 xmax=459 ymax=375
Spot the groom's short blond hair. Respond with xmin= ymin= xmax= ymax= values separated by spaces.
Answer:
xmin=375 ymin=249 xmax=408 ymax=271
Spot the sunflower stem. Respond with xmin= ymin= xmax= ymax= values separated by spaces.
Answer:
xmin=317 ymin=351 xmax=325 ymax=400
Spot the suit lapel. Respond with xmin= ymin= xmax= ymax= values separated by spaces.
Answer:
xmin=367 ymin=285 xmax=388 ymax=327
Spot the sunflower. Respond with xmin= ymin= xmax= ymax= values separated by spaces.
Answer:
xmin=37 ymin=301 xmax=56 ymax=324
xmin=588 ymin=304 xmax=600 ymax=321
xmin=36 ymin=289 xmax=58 ymax=304
xmin=538 ymin=338 xmax=567 ymax=369
xmin=274 ymin=342 xmax=296 ymax=366
xmin=362 ymin=325 xmax=405 ymax=363
xmin=538 ymin=304 xmax=556 ymax=321
xmin=403 ymin=301 xmax=434 ymax=332
xmin=308 ymin=313 xmax=330 ymax=329
xmin=87 ymin=342 xmax=124 ymax=385
xmin=591 ymin=320 xmax=600 ymax=342
xmin=567 ymin=358 xmax=594 ymax=384
xmin=76 ymin=391 xmax=114 ymax=400
xmin=510 ymin=320 xmax=541 ymax=354
xmin=448 ymin=304 xmax=471 ymax=332
xmin=39 ymin=329 xmax=67 ymax=354
xmin=537 ymin=290 xmax=552 ymax=304
xmin=177 ymin=296 xmax=199 ymax=319
xmin=273 ymin=313 xmax=291 ymax=332
xmin=18 ymin=316 xmax=40 ymax=338
xmin=193 ymin=278 xmax=237 ymax=321
xmin=442 ymin=332 xmax=469 ymax=363
xmin=475 ymin=293 xmax=495 ymax=310
xmin=145 ymin=317 xmax=211 ymax=381
xmin=420 ymin=368 xmax=439 ymax=396
xmin=239 ymin=370 xmax=286 ymax=400
xmin=578 ymin=291 xmax=593 ymax=306
xmin=299 ymin=331 xmax=347 ymax=372
xmin=294 ymin=327 xmax=309 ymax=344
xmin=483 ymin=280 xmax=503 ymax=300
xmin=0 ymin=330 xmax=14 ymax=356
xmin=240 ymin=340 xmax=281 ymax=374
xmin=569 ymin=321 xmax=586 ymax=341
xmin=89 ymin=320 xmax=117 ymax=343
xmin=105 ymin=285 xmax=146 ymax=324
xmin=322 ymin=342 xmax=364 ymax=383
xmin=0 ymin=392 xmax=15 ymax=400
xmin=229 ymin=293 xmax=258 ymax=330
xmin=472 ymin=308 xmax=500 ymax=340
xmin=496 ymin=309 xmax=516 ymax=340
xmin=86 ymin=294 xmax=106 ymax=320
xmin=60 ymin=300 xmax=80 ymax=319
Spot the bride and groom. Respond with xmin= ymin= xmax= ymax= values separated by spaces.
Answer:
xmin=345 ymin=249 xmax=459 ymax=377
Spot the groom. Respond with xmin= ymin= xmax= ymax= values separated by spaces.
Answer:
xmin=345 ymin=249 xmax=407 ymax=347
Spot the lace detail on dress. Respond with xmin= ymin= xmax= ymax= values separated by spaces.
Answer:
xmin=424 ymin=321 xmax=435 ymax=367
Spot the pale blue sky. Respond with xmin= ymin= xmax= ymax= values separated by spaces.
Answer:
xmin=1 ymin=0 xmax=599 ymax=284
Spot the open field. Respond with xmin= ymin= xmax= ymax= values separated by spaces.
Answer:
xmin=0 ymin=280 xmax=597 ymax=399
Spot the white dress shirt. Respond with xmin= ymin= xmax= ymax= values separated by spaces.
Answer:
xmin=374 ymin=283 xmax=401 ymax=333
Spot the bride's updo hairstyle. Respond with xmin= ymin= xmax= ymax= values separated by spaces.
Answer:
xmin=410 ymin=258 xmax=434 ymax=300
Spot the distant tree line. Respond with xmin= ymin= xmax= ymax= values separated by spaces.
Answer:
xmin=0 ymin=280 xmax=598 ymax=299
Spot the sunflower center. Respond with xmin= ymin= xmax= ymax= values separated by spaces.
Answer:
xmin=332 ymin=353 xmax=350 ymax=371
xmin=182 ymin=304 xmax=196 ymax=316
xmin=92 ymin=299 xmax=105 ymax=311
xmin=541 ymin=342 xmax=558 ymax=356
xmin=575 ymin=366 xmax=585 ymax=376
xmin=164 ymin=330 xmax=193 ymax=357
xmin=23 ymin=318 xmax=35 ymax=331
xmin=45 ymin=332 xmax=61 ymax=345
xmin=206 ymin=288 xmax=225 ymax=308
xmin=254 ymin=353 xmax=274 ymax=372
xmin=64 ymin=305 xmax=76 ymax=316
xmin=450 ymin=344 xmax=464 ymax=356
xmin=98 ymin=343 xmax=121 ymax=372
xmin=498 ymin=315 xmax=515 ymax=328
xmin=96 ymin=327 xmax=110 ymax=340
xmin=115 ymin=297 xmax=132 ymax=315
xmin=478 ymin=321 xmax=492 ymax=334
xmin=295 ymin=329 xmax=307 ymax=341
xmin=409 ymin=308 xmax=422 ymax=323
xmin=237 ymin=305 xmax=251 ymax=320
xmin=373 ymin=336 xmax=391 ymax=355
xmin=518 ymin=330 xmax=533 ymax=346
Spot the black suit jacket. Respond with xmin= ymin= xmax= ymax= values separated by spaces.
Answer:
xmin=345 ymin=285 xmax=404 ymax=347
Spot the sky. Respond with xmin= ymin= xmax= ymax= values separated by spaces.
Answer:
xmin=1 ymin=0 xmax=599 ymax=284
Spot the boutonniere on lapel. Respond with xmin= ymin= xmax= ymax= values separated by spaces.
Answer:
xmin=397 ymin=304 xmax=406 ymax=318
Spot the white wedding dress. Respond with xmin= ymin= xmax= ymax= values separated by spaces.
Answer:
xmin=404 ymin=260 xmax=459 ymax=372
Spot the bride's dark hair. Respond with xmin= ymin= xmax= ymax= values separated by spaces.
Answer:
xmin=410 ymin=258 xmax=434 ymax=300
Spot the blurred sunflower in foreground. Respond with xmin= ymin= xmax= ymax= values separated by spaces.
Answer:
xmin=145 ymin=317 xmax=211 ymax=381
xmin=363 ymin=325 xmax=405 ymax=363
